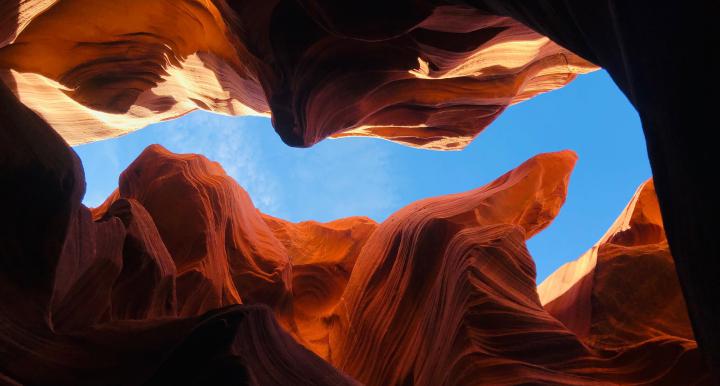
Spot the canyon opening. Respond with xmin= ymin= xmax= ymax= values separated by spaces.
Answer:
xmin=0 ymin=1 xmax=714 ymax=385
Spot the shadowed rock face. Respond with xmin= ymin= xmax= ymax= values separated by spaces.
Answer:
xmin=0 ymin=0 xmax=595 ymax=148
xmin=539 ymin=180 xmax=695 ymax=349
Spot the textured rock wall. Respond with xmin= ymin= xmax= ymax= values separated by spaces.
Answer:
xmin=325 ymin=155 xmax=707 ymax=385
xmin=94 ymin=145 xmax=292 ymax=315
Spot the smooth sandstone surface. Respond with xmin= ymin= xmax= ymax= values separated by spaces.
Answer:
xmin=0 ymin=1 xmax=595 ymax=148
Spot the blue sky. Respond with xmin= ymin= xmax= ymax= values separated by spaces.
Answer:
xmin=75 ymin=70 xmax=649 ymax=283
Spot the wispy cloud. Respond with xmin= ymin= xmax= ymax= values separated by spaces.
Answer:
xmin=77 ymin=110 xmax=401 ymax=223
xmin=160 ymin=112 xmax=400 ymax=222
xmin=282 ymin=138 xmax=400 ymax=221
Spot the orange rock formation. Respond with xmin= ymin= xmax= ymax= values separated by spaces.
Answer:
xmin=96 ymin=145 xmax=292 ymax=315
xmin=3 ymin=133 xmax=705 ymax=384
xmin=0 ymin=1 xmax=595 ymax=148
xmin=329 ymin=151 xmax=580 ymax=384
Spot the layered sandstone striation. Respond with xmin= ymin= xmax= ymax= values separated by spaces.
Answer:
xmin=261 ymin=214 xmax=378 ymax=357
xmin=90 ymin=145 xmax=381 ymax=358
xmin=81 ymin=149 xmax=713 ymax=385
xmin=0 ymin=1 xmax=595 ymax=148
xmin=329 ymin=151 xmax=583 ymax=384
xmin=94 ymin=145 xmax=292 ymax=315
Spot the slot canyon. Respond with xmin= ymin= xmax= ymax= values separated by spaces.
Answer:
xmin=0 ymin=1 xmax=715 ymax=385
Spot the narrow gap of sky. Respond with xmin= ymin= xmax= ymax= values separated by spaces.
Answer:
xmin=74 ymin=70 xmax=650 ymax=283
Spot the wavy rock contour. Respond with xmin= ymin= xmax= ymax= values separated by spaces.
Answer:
xmin=0 ymin=1 xmax=595 ymax=148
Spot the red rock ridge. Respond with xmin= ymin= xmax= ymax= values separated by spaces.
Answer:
xmin=89 ymin=147 xmax=708 ymax=385
xmin=329 ymin=151 xmax=583 ymax=384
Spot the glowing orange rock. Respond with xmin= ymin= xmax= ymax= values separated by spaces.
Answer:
xmin=0 ymin=1 xmax=595 ymax=148
xmin=326 ymin=155 xmax=707 ymax=385
xmin=539 ymin=179 xmax=695 ymax=347
xmin=262 ymin=214 xmax=377 ymax=357
xmin=93 ymin=144 xmax=291 ymax=315
xmin=0 ymin=120 xmax=709 ymax=383
xmin=1 ymin=0 xmax=708 ymax=378
xmin=328 ymin=151 xmax=588 ymax=384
